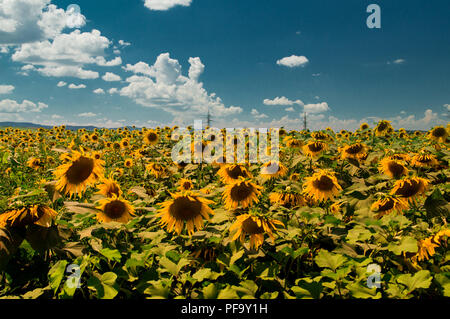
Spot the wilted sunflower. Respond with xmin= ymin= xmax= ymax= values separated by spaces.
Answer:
xmin=0 ymin=205 xmax=58 ymax=228
xmin=339 ymin=143 xmax=367 ymax=160
xmin=217 ymin=164 xmax=252 ymax=184
xmin=96 ymin=178 xmax=122 ymax=198
xmin=27 ymin=157 xmax=42 ymax=170
xmin=269 ymin=189 xmax=306 ymax=208
xmin=302 ymin=170 xmax=342 ymax=203
xmin=229 ymin=213 xmax=284 ymax=250
xmin=96 ymin=195 xmax=135 ymax=223
xmin=378 ymin=158 xmax=408 ymax=179
xmin=370 ymin=195 xmax=409 ymax=218
xmin=144 ymin=129 xmax=159 ymax=145
xmin=222 ymin=178 xmax=263 ymax=210
xmin=156 ymin=191 xmax=214 ymax=236
xmin=302 ymin=141 xmax=328 ymax=158
xmin=260 ymin=160 xmax=288 ymax=179
xmin=374 ymin=120 xmax=393 ymax=136
xmin=284 ymin=137 xmax=304 ymax=148
xmin=411 ymin=153 xmax=439 ymax=168
xmin=390 ymin=176 xmax=429 ymax=203
xmin=427 ymin=126 xmax=448 ymax=142
xmin=146 ymin=162 xmax=167 ymax=178
xmin=54 ymin=151 xmax=104 ymax=197
xmin=387 ymin=153 xmax=411 ymax=163
xmin=178 ymin=178 xmax=194 ymax=191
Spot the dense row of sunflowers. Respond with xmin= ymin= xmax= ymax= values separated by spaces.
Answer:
xmin=0 ymin=120 xmax=448 ymax=299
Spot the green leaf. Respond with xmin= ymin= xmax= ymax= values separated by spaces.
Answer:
xmin=347 ymin=282 xmax=381 ymax=299
xmin=192 ymin=268 xmax=221 ymax=282
xmin=292 ymin=278 xmax=323 ymax=299
xmin=87 ymin=272 xmax=119 ymax=299
xmin=346 ymin=225 xmax=373 ymax=244
xmin=424 ymin=188 xmax=450 ymax=218
xmin=435 ymin=273 xmax=450 ymax=297
xmin=397 ymin=270 xmax=432 ymax=293
xmin=315 ymin=250 xmax=347 ymax=271
xmin=48 ymin=260 xmax=68 ymax=294
xmin=233 ymin=280 xmax=258 ymax=298
xmin=159 ymin=256 xmax=190 ymax=276
xmin=387 ymin=236 xmax=418 ymax=255
xmin=217 ymin=286 xmax=239 ymax=299
xmin=202 ymin=283 xmax=218 ymax=299
xmin=99 ymin=248 xmax=121 ymax=262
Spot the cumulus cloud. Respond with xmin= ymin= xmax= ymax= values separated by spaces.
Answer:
xmin=78 ymin=112 xmax=97 ymax=117
xmin=0 ymin=99 xmax=48 ymax=113
xmin=0 ymin=85 xmax=14 ymax=94
xmin=102 ymin=72 xmax=122 ymax=82
xmin=108 ymin=88 xmax=118 ymax=94
xmin=68 ymin=83 xmax=86 ymax=89
xmin=118 ymin=40 xmax=131 ymax=47
xmin=93 ymin=88 xmax=105 ymax=94
xmin=285 ymin=107 xmax=295 ymax=112
xmin=263 ymin=96 xmax=303 ymax=106
xmin=144 ymin=0 xmax=192 ymax=11
xmin=276 ymin=55 xmax=309 ymax=68
xmin=120 ymin=53 xmax=243 ymax=119
xmin=56 ymin=81 xmax=66 ymax=87
xmin=251 ymin=109 xmax=268 ymax=119
xmin=303 ymin=102 xmax=330 ymax=114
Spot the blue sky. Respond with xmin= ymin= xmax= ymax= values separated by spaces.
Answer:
xmin=0 ymin=0 xmax=449 ymax=130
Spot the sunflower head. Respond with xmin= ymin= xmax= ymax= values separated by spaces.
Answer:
xmin=428 ymin=126 xmax=448 ymax=142
xmin=96 ymin=178 xmax=122 ymax=198
xmin=370 ymin=195 xmax=409 ymax=218
xmin=303 ymin=141 xmax=328 ymax=158
xmin=302 ymin=169 xmax=342 ymax=203
xmin=339 ymin=143 xmax=367 ymax=160
xmin=374 ymin=120 xmax=393 ymax=136
xmin=0 ymin=205 xmax=58 ymax=228
xmin=178 ymin=178 xmax=194 ymax=191
xmin=156 ymin=191 xmax=214 ymax=236
xmin=260 ymin=160 xmax=288 ymax=179
xmin=217 ymin=164 xmax=252 ymax=184
xmin=96 ymin=195 xmax=135 ymax=223
xmin=411 ymin=153 xmax=439 ymax=168
xmin=222 ymin=178 xmax=263 ymax=210
xmin=379 ymin=157 xmax=408 ymax=179
xmin=144 ymin=129 xmax=159 ymax=145
xmin=390 ymin=176 xmax=429 ymax=203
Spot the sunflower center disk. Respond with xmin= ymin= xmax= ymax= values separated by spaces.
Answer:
xmin=312 ymin=175 xmax=335 ymax=191
xmin=226 ymin=166 xmax=248 ymax=179
xmin=308 ymin=143 xmax=323 ymax=152
xmin=395 ymin=181 xmax=420 ymax=197
xmin=169 ymin=197 xmax=203 ymax=221
xmin=432 ymin=128 xmax=446 ymax=137
xmin=346 ymin=144 xmax=362 ymax=154
xmin=65 ymin=157 xmax=95 ymax=184
xmin=104 ymin=201 xmax=127 ymax=219
xmin=379 ymin=199 xmax=394 ymax=211
xmin=387 ymin=161 xmax=406 ymax=177
xmin=242 ymin=217 xmax=265 ymax=234
xmin=230 ymin=183 xmax=254 ymax=202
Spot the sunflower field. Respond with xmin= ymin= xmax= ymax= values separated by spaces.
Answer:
xmin=0 ymin=121 xmax=449 ymax=299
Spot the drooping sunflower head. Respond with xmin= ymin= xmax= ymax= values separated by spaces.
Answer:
xmin=217 ymin=164 xmax=252 ymax=184
xmin=302 ymin=141 xmax=328 ymax=158
xmin=285 ymin=137 xmax=304 ymax=148
xmin=387 ymin=152 xmax=411 ymax=163
xmin=156 ymin=192 xmax=214 ymax=236
xmin=339 ymin=142 xmax=367 ymax=159
xmin=96 ymin=195 xmax=135 ymax=223
xmin=178 ymin=178 xmax=194 ymax=191
xmin=146 ymin=162 xmax=167 ymax=178
xmin=144 ymin=129 xmax=159 ymax=145
xmin=411 ymin=153 xmax=439 ymax=168
xmin=96 ymin=178 xmax=122 ymax=198
xmin=311 ymin=131 xmax=331 ymax=141
xmin=370 ymin=195 xmax=409 ymax=218
xmin=427 ymin=126 xmax=448 ymax=142
xmin=54 ymin=151 xmax=104 ymax=197
xmin=379 ymin=157 xmax=408 ymax=179
xmin=390 ymin=176 xmax=429 ymax=203
xmin=374 ymin=120 xmax=393 ymax=136
xmin=0 ymin=205 xmax=58 ymax=228
xmin=27 ymin=157 xmax=42 ymax=170
xmin=222 ymin=178 xmax=263 ymax=210
xmin=229 ymin=213 xmax=284 ymax=250
xmin=260 ymin=160 xmax=288 ymax=179
xmin=302 ymin=170 xmax=342 ymax=203
xmin=269 ymin=189 xmax=306 ymax=208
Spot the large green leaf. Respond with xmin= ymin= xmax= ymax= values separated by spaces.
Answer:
xmin=315 ymin=249 xmax=347 ymax=271
xmin=99 ymin=248 xmax=122 ymax=262
xmin=397 ymin=270 xmax=432 ymax=293
xmin=48 ymin=260 xmax=68 ymax=294
xmin=87 ymin=272 xmax=119 ymax=299
xmin=387 ymin=236 xmax=418 ymax=255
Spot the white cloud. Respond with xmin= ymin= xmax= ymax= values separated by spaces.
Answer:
xmin=251 ymin=109 xmax=268 ymax=119
xmin=102 ymin=72 xmax=122 ymax=82
xmin=0 ymin=99 xmax=48 ymax=113
xmin=144 ymin=0 xmax=192 ymax=11
xmin=118 ymin=40 xmax=131 ymax=47
xmin=0 ymin=85 xmax=14 ymax=94
xmin=285 ymin=107 xmax=295 ymax=112
xmin=93 ymin=88 xmax=105 ymax=94
xmin=303 ymin=102 xmax=330 ymax=114
xmin=120 ymin=53 xmax=243 ymax=118
xmin=108 ymin=88 xmax=118 ymax=94
xmin=0 ymin=0 xmax=86 ymax=45
xmin=78 ymin=112 xmax=97 ymax=118
xmin=57 ymin=81 xmax=66 ymax=87
xmin=51 ymin=114 xmax=62 ymax=119
xmin=444 ymin=104 xmax=450 ymax=111
xmin=263 ymin=96 xmax=304 ymax=106
xmin=68 ymin=83 xmax=86 ymax=89
xmin=276 ymin=55 xmax=309 ymax=68
xmin=388 ymin=58 xmax=405 ymax=65
xmin=312 ymin=73 xmax=321 ymax=77
xmin=96 ymin=56 xmax=122 ymax=67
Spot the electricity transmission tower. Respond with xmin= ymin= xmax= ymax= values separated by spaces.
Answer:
xmin=303 ymin=112 xmax=307 ymax=131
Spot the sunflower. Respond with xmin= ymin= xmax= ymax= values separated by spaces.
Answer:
xmin=217 ymin=164 xmax=252 ymax=184
xmin=96 ymin=178 xmax=122 ymax=198
xmin=378 ymin=158 xmax=408 ymax=179
xmin=311 ymin=131 xmax=331 ymax=141
xmin=120 ymin=138 xmax=130 ymax=149
xmin=146 ymin=162 xmax=167 ymax=178
xmin=433 ymin=229 xmax=450 ymax=245
xmin=411 ymin=153 xmax=439 ymax=168
xmin=260 ymin=160 xmax=288 ymax=179
xmin=330 ymin=201 xmax=344 ymax=214
xmin=390 ymin=176 xmax=429 ymax=203
xmin=54 ymin=151 xmax=104 ymax=197
xmin=302 ymin=170 xmax=342 ymax=203
xmin=339 ymin=143 xmax=367 ymax=160
xmin=269 ymin=190 xmax=306 ymax=208
xmin=0 ymin=205 xmax=58 ymax=228
xmin=285 ymin=137 xmax=304 ymax=148
xmin=229 ymin=213 xmax=284 ymax=250
xmin=370 ymin=195 xmax=409 ymax=218
xmin=178 ymin=178 xmax=194 ymax=191
xmin=427 ymin=126 xmax=448 ymax=142
xmin=96 ymin=195 xmax=135 ymax=223
xmin=124 ymin=158 xmax=134 ymax=168
xmin=374 ymin=120 xmax=393 ymax=136
xmin=387 ymin=153 xmax=411 ymax=163
xmin=156 ymin=191 xmax=214 ymax=236
xmin=360 ymin=123 xmax=370 ymax=130
xmin=302 ymin=141 xmax=328 ymax=158
xmin=27 ymin=157 xmax=42 ymax=170
xmin=144 ymin=129 xmax=159 ymax=145
xmin=222 ymin=178 xmax=263 ymax=210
